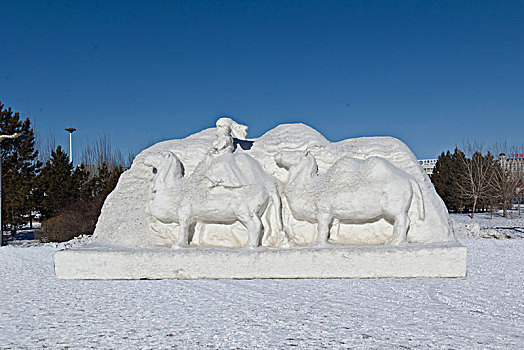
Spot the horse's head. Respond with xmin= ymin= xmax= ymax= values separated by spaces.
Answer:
xmin=275 ymin=150 xmax=318 ymax=180
xmin=144 ymin=151 xmax=185 ymax=178
xmin=274 ymin=150 xmax=310 ymax=170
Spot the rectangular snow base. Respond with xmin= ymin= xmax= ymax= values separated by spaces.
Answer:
xmin=54 ymin=242 xmax=467 ymax=280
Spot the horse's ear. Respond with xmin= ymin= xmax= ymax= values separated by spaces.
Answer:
xmin=304 ymin=149 xmax=311 ymax=157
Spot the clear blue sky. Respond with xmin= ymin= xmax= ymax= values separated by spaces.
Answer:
xmin=1 ymin=0 xmax=523 ymax=161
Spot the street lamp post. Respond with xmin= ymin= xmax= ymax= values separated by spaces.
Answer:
xmin=0 ymin=133 xmax=25 ymax=247
xmin=65 ymin=127 xmax=77 ymax=165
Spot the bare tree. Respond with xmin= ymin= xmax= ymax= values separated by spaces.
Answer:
xmin=490 ymin=143 xmax=523 ymax=217
xmin=456 ymin=141 xmax=495 ymax=218
xmin=80 ymin=135 xmax=126 ymax=169
xmin=126 ymin=150 xmax=135 ymax=168
xmin=33 ymin=124 xmax=57 ymax=162
xmin=517 ymin=184 xmax=524 ymax=216
xmin=491 ymin=162 xmax=521 ymax=217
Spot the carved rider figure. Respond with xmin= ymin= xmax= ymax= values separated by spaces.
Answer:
xmin=212 ymin=118 xmax=235 ymax=155
xmin=207 ymin=117 xmax=249 ymax=188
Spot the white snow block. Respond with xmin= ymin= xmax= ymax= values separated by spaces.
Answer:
xmin=54 ymin=242 xmax=467 ymax=280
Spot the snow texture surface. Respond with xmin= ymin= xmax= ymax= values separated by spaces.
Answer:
xmin=1 ymin=238 xmax=522 ymax=349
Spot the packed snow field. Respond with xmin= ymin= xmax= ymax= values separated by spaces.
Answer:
xmin=1 ymin=216 xmax=523 ymax=349
xmin=451 ymin=212 xmax=524 ymax=239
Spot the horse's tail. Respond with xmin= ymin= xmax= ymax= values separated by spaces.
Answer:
xmin=260 ymin=180 xmax=289 ymax=246
xmin=261 ymin=199 xmax=273 ymax=246
xmin=409 ymin=177 xmax=425 ymax=221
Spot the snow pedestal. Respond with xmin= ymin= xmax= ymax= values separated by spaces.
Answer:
xmin=54 ymin=242 xmax=466 ymax=280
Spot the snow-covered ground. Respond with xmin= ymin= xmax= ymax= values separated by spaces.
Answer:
xmin=1 ymin=226 xmax=523 ymax=348
xmin=451 ymin=211 xmax=524 ymax=239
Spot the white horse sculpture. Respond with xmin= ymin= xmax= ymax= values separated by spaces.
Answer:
xmin=274 ymin=150 xmax=425 ymax=246
xmin=144 ymin=151 xmax=285 ymax=248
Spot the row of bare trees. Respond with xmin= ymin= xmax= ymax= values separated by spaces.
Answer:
xmin=432 ymin=142 xmax=523 ymax=218
xmin=34 ymin=128 xmax=134 ymax=168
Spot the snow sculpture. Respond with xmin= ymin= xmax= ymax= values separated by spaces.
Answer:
xmin=91 ymin=118 xmax=457 ymax=248
xmin=275 ymin=150 xmax=425 ymax=246
xmin=54 ymin=118 xmax=467 ymax=279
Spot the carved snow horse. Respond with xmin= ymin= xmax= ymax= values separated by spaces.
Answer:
xmin=275 ymin=150 xmax=425 ymax=245
xmin=144 ymin=151 xmax=284 ymax=248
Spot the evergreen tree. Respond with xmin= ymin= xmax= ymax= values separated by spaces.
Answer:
xmin=35 ymin=146 xmax=76 ymax=220
xmin=431 ymin=148 xmax=467 ymax=212
xmin=0 ymin=102 xmax=41 ymax=229
xmin=431 ymin=151 xmax=452 ymax=209
xmin=39 ymin=161 xmax=124 ymax=242
xmin=71 ymin=163 xmax=91 ymax=200
xmin=450 ymin=147 xmax=469 ymax=211
xmin=88 ymin=163 xmax=123 ymax=199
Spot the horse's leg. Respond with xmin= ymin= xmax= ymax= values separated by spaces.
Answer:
xmin=270 ymin=190 xmax=293 ymax=246
xmin=175 ymin=215 xmax=191 ymax=247
xmin=389 ymin=212 xmax=409 ymax=245
xmin=238 ymin=213 xmax=262 ymax=249
xmin=198 ymin=223 xmax=205 ymax=246
xmin=187 ymin=222 xmax=196 ymax=246
xmin=316 ymin=212 xmax=332 ymax=246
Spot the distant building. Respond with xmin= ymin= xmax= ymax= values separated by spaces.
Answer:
xmin=416 ymin=154 xmax=523 ymax=178
xmin=497 ymin=153 xmax=524 ymax=179
xmin=418 ymin=159 xmax=438 ymax=175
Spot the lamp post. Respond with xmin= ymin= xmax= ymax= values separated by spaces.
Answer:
xmin=0 ymin=133 xmax=25 ymax=247
xmin=65 ymin=127 xmax=77 ymax=165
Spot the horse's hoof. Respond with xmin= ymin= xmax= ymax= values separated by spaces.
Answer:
xmin=281 ymin=241 xmax=295 ymax=249
xmin=387 ymin=238 xmax=406 ymax=246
